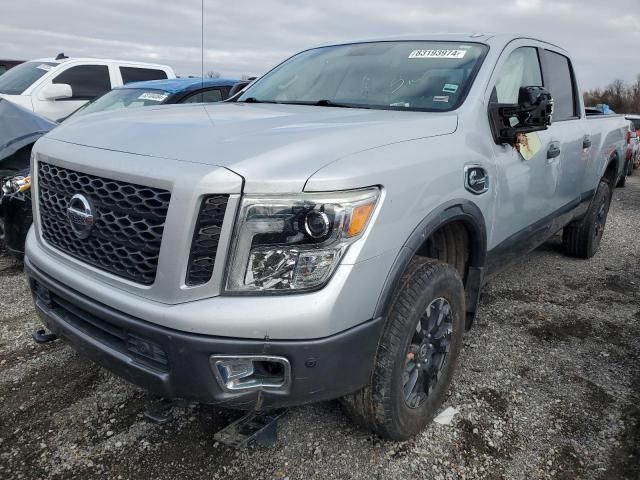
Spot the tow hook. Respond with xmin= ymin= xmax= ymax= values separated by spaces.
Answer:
xmin=143 ymin=397 xmax=194 ymax=425
xmin=32 ymin=328 xmax=58 ymax=343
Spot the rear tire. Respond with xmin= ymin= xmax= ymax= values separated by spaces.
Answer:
xmin=562 ymin=180 xmax=611 ymax=259
xmin=341 ymin=257 xmax=465 ymax=440
xmin=617 ymin=163 xmax=628 ymax=187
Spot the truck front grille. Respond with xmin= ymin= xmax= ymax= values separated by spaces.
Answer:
xmin=186 ymin=195 xmax=229 ymax=286
xmin=37 ymin=162 xmax=171 ymax=285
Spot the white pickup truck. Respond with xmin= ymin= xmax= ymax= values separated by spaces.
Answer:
xmin=26 ymin=34 xmax=627 ymax=440
xmin=0 ymin=55 xmax=175 ymax=121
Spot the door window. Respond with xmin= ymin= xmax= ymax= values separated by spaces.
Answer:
xmin=491 ymin=47 xmax=542 ymax=104
xmin=180 ymin=88 xmax=224 ymax=103
xmin=52 ymin=65 xmax=111 ymax=100
xmin=120 ymin=67 xmax=168 ymax=84
xmin=542 ymin=50 xmax=578 ymax=121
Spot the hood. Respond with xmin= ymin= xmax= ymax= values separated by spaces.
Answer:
xmin=47 ymin=102 xmax=457 ymax=192
xmin=0 ymin=98 xmax=57 ymax=163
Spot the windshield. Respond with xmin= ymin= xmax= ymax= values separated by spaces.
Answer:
xmin=238 ymin=41 xmax=488 ymax=111
xmin=0 ymin=61 xmax=57 ymax=94
xmin=67 ymin=88 xmax=172 ymax=120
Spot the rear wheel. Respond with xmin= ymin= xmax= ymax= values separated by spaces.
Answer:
xmin=617 ymin=161 xmax=628 ymax=187
xmin=562 ymin=180 xmax=611 ymax=258
xmin=341 ymin=258 xmax=465 ymax=440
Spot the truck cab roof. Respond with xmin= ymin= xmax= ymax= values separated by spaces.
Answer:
xmin=28 ymin=56 xmax=174 ymax=71
xmin=312 ymin=33 xmax=566 ymax=53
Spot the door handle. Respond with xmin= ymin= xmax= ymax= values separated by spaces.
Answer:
xmin=547 ymin=142 xmax=561 ymax=160
xmin=464 ymin=165 xmax=489 ymax=195
xmin=583 ymin=135 xmax=592 ymax=149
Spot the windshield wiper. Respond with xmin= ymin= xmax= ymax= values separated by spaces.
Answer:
xmin=242 ymin=98 xmax=372 ymax=109
xmin=315 ymin=99 xmax=346 ymax=107
xmin=278 ymin=99 xmax=371 ymax=109
xmin=241 ymin=97 xmax=278 ymax=104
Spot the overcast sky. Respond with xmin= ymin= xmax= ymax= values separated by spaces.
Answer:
xmin=1 ymin=0 xmax=638 ymax=89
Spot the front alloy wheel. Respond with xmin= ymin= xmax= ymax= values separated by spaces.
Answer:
xmin=403 ymin=297 xmax=453 ymax=408
xmin=341 ymin=257 xmax=465 ymax=440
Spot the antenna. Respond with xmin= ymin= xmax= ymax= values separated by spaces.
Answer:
xmin=201 ymin=0 xmax=204 ymax=92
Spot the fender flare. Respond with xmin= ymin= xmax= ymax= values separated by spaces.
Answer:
xmin=373 ymin=199 xmax=487 ymax=328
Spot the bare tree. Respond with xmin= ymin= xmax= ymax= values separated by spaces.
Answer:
xmin=583 ymin=76 xmax=640 ymax=114
xmin=206 ymin=71 xmax=221 ymax=79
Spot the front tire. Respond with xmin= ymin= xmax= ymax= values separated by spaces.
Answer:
xmin=562 ymin=180 xmax=611 ymax=258
xmin=341 ymin=258 xmax=465 ymax=440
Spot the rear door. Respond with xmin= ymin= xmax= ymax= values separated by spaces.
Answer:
xmin=539 ymin=48 xmax=587 ymax=210
xmin=487 ymin=41 xmax=558 ymax=257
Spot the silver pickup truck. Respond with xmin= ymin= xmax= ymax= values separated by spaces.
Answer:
xmin=25 ymin=34 xmax=627 ymax=440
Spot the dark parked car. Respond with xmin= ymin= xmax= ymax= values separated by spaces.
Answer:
xmin=62 ymin=76 xmax=242 ymax=121
xmin=0 ymin=99 xmax=56 ymax=257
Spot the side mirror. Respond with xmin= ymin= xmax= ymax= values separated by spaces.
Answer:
xmin=40 ymin=83 xmax=72 ymax=101
xmin=489 ymin=86 xmax=553 ymax=145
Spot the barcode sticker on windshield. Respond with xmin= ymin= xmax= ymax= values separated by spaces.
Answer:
xmin=37 ymin=64 xmax=54 ymax=71
xmin=138 ymin=92 xmax=169 ymax=102
xmin=408 ymin=49 xmax=466 ymax=59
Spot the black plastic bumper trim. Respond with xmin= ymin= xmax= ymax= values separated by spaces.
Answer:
xmin=25 ymin=258 xmax=383 ymax=410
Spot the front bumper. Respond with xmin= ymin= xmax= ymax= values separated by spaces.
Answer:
xmin=26 ymin=260 xmax=383 ymax=409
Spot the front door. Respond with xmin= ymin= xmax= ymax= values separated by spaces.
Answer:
xmin=32 ymin=64 xmax=112 ymax=121
xmin=486 ymin=43 xmax=559 ymax=269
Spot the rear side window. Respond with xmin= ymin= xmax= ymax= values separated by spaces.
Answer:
xmin=491 ymin=47 xmax=542 ymax=104
xmin=120 ymin=67 xmax=168 ymax=84
xmin=542 ymin=50 xmax=578 ymax=121
xmin=53 ymin=65 xmax=111 ymax=100
xmin=180 ymin=88 xmax=224 ymax=104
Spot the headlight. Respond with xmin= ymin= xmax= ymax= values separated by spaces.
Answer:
xmin=1 ymin=175 xmax=31 ymax=196
xmin=225 ymin=188 xmax=379 ymax=293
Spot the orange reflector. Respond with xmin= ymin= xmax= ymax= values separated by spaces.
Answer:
xmin=18 ymin=176 xmax=32 ymax=193
xmin=347 ymin=203 xmax=374 ymax=237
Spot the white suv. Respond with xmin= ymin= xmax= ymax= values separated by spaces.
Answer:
xmin=0 ymin=54 xmax=175 ymax=120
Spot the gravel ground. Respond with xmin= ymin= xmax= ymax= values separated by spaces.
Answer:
xmin=1 ymin=177 xmax=639 ymax=480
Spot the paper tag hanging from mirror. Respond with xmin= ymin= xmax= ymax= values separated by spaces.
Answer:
xmin=515 ymin=132 xmax=542 ymax=161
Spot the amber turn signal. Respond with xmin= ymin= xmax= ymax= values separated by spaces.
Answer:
xmin=347 ymin=203 xmax=375 ymax=237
